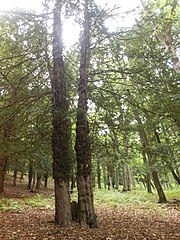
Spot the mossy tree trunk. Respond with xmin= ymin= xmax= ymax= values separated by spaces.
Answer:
xmin=75 ymin=0 xmax=97 ymax=228
xmin=51 ymin=0 xmax=71 ymax=226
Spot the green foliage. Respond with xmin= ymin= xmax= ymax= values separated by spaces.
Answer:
xmin=0 ymin=198 xmax=20 ymax=211
xmin=94 ymin=188 xmax=180 ymax=208
xmin=24 ymin=194 xmax=53 ymax=209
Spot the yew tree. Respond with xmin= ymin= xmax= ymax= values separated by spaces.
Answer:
xmin=51 ymin=0 xmax=72 ymax=226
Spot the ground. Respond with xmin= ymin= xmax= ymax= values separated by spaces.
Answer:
xmin=0 ymin=179 xmax=180 ymax=240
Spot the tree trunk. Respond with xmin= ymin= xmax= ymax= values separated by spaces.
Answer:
xmin=126 ymin=164 xmax=131 ymax=191
xmin=51 ymin=0 xmax=71 ymax=226
xmin=31 ymin=173 xmax=36 ymax=191
xmin=35 ymin=173 xmax=41 ymax=189
xmin=129 ymin=167 xmax=136 ymax=190
xmin=107 ymin=167 xmax=112 ymax=191
xmin=44 ymin=173 xmax=48 ymax=188
xmin=142 ymin=150 xmax=152 ymax=193
xmin=102 ymin=164 xmax=107 ymax=189
xmin=13 ymin=168 xmax=18 ymax=186
xmin=0 ymin=158 xmax=6 ymax=193
xmin=131 ymin=102 xmax=167 ymax=202
xmin=75 ymin=0 xmax=97 ymax=228
xmin=27 ymin=160 xmax=33 ymax=190
xmin=54 ymin=180 xmax=71 ymax=226
xmin=115 ymin=165 xmax=119 ymax=189
xmin=70 ymin=173 xmax=75 ymax=193
xmin=170 ymin=167 xmax=180 ymax=184
xmin=97 ymin=159 xmax=101 ymax=189
xmin=151 ymin=169 xmax=167 ymax=203
xmin=122 ymin=163 xmax=128 ymax=191
xmin=20 ymin=172 xmax=24 ymax=182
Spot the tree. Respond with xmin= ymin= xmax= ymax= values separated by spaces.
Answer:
xmin=75 ymin=0 xmax=97 ymax=228
xmin=0 ymin=12 xmax=49 ymax=193
xmin=51 ymin=0 xmax=72 ymax=226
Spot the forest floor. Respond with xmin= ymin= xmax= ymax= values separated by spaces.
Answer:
xmin=0 ymin=179 xmax=180 ymax=240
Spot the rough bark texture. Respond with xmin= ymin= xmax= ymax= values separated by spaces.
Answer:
xmin=75 ymin=0 xmax=97 ymax=228
xmin=54 ymin=180 xmax=71 ymax=226
xmin=51 ymin=0 xmax=71 ymax=226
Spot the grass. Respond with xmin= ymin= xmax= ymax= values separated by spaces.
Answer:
xmin=93 ymin=187 xmax=180 ymax=211
xmin=0 ymin=185 xmax=179 ymax=213
xmin=94 ymin=188 xmax=180 ymax=204
xmin=24 ymin=194 xmax=54 ymax=209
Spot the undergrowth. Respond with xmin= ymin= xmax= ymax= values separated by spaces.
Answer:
xmin=24 ymin=194 xmax=53 ymax=209
xmin=0 ymin=198 xmax=20 ymax=211
xmin=0 ymin=187 xmax=179 ymax=213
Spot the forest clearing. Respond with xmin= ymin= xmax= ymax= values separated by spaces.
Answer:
xmin=0 ymin=176 xmax=180 ymax=240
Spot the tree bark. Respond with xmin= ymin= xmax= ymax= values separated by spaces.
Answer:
xmin=13 ymin=168 xmax=18 ymax=186
xmin=122 ymin=163 xmax=128 ymax=191
xmin=102 ymin=164 xmax=107 ymax=189
xmin=0 ymin=158 xmax=6 ymax=193
xmin=115 ymin=165 xmax=119 ymax=189
xmin=44 ymin=173 xmax=48 ymax=188
xmin=35 ymin=173 xmax=42 ymax=190
xmin=170 ymin=167 xmax=180 ymax=184
xmin=27 ymin=160 xmax=33 ymax=190
xmin=97 ymin=159 xmax=101 ymax=189
xmin=75 ymin=0 xmax=97 ymax=228
xmin=51 ymin=0 xmax=71 ymax=226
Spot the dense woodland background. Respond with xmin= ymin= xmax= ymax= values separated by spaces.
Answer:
xmin=0 ymin=0 xmax=180 ymax=231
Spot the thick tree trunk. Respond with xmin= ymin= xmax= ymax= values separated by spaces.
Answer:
xmin=75 ymin=0 xmax=97 ymax=228
xmin=54 ymin=180 xmax=71 ymax=226
xmin=51 ymin=0 xmax=71 ymax=226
